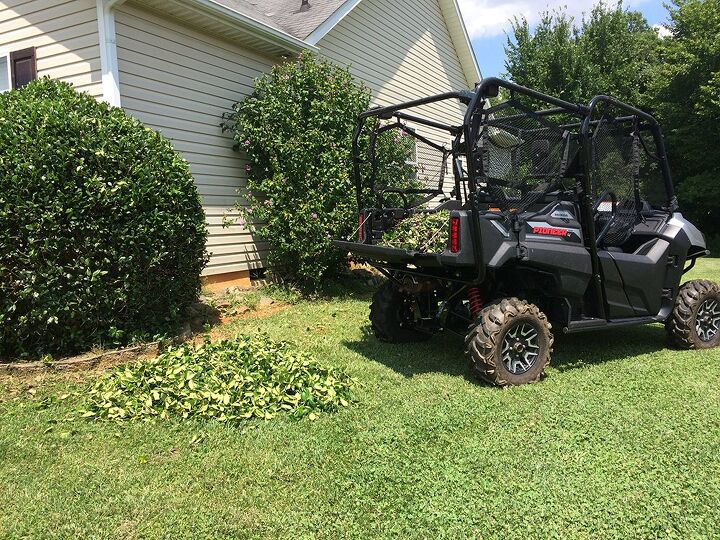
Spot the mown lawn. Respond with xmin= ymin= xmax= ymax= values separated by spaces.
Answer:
xmin=2 ymin=259 xmax=720 ymax=540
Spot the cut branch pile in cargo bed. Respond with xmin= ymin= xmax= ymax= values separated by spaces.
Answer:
xmin=378 ymin=211 xmax=449 ymax=253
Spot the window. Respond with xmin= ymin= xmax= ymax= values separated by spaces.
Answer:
xmin=0 ymin=47 xmax=36 ymax=92
xmin=0 ymin=54 xmax=9 ymax=92
xmin=405 ymin=137 xmax=419 ymax=181
xmin=406 ymin=138 xmax=418 ymax=166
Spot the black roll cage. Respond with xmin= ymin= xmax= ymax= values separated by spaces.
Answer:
xmin=351 ymin=78 xmax=677 ymax=312
xmin=351 ymin=90 xmax=473 ymax=211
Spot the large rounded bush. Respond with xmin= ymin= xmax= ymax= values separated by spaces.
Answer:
xmin=0 ymin=79 xmax=208 ymax=359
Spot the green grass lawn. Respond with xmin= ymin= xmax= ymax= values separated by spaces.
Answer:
xmin=2 ymin=259 xmax=720 ymax=539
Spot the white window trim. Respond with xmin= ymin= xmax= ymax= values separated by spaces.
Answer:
xmin=0 ymin=50 xmax=12 ymax=93
xmin=406 ymin=139 xmax=419 ymax=166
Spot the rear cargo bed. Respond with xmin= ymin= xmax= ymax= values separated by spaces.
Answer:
xmin=333 ymin=240 xmax=443 ymax=267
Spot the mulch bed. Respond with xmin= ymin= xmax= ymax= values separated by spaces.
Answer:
xmin=0 ymin=297 xmax=291 ymax=376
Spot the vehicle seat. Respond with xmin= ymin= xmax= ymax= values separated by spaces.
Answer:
xmin=602 ymin=212 xmax=670 ymax=254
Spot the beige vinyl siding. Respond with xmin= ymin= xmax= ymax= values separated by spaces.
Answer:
xmin=318 ymin=0 xmax=470 ymax=150
xmin=437 ymin=0 xmax=480 ymax=87
xmin=115 ymin=3 xmax=280 ymax=276
xmin=0 ymin=0 xmax=101 ymax=96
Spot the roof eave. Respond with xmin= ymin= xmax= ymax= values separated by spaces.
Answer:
xmin=181 ymin=0 xmax=318 ymax=53
xmin=177 ymin=0 xmax=480 ymax=86
xmin=439 ymin=0 xmax=482 ymax=86
xmin=304 ymin=0 xmax=362 ymax=45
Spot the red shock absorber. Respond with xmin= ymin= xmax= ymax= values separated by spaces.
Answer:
xmin=467 ymin=287 xmax=483 ymax=318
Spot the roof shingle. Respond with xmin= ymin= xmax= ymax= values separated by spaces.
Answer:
xmin=212 ymin=0 xmax=347 ymax=40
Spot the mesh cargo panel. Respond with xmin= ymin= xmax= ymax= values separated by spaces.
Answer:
xmin=415 ymin=137 xmax=449 ymax=195
xmin=478 ymin=101 xmax=573 ymax=214
xmin=637 ymin=131 xmax=667 ymax=209
xmin=360 ymin=121 xmax=450 ymax=209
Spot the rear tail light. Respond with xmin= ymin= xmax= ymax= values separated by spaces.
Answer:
xmin=450 ymin=216 xmax=460 ymax=253
xmin=358 ymin=213 xmax=365 ymax=242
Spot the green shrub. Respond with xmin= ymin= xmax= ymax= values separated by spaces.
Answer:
xmin=223 ymin=54 xmax=422 ymax=288
xmin=81 ymin=334 xmax=354 ymax=422
xmin=0 ymin=79 xmax=208 ymax=359
xmin=379 ymin=211 xmax=450 ymax=254
xmin=223 ymin=54 xmax=370 ymax=288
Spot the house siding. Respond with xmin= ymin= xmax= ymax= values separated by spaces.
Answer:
xmin=316 ymin=0 xmax=473 ymax=211
xmin=0 ymin=0 xmax=102 ymax=97
xmin=317 ymin=0 xmax=471 ymax=133
xmin=115 ymin=3 xmax=279 ymax=276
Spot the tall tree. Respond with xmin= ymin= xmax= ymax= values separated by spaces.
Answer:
xmin=504 ymin=11 xmax=582 ymax=103
xmin=649 ymin=0 xmax=720 ymax=235
xmin=577 ymin=5 xmax=660 ymax=106
xmin=504 ymin=2 xmax=661 ymax=106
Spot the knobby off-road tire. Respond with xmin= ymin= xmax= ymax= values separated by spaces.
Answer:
xmin=666 ymin=280 xmax=720 ymax=349
xmin=466 ymin=298 xmax=553 ymax=386
xmin=369 ymin=281 xmax=431 ymax=343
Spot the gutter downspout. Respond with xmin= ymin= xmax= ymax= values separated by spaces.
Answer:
xmin=97 ymin=0 xmax=126 ymax=107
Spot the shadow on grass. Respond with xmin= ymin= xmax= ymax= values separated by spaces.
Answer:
xmin=344 ymin=323 xmax=670 ymax=380
xmin=551 ymin=324 xmax=668 ymax=372
xmin=344 ymin=327 xmax=467 ymax=378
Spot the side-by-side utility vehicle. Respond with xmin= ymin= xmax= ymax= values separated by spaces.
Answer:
xmin=334 ymin=78 xmax=718 ymax=386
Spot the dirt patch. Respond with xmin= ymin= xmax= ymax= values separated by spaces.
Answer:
xmin=202 ymin=302 xmax=290 ymax=341
xmin=0 ymin=342 xmax=161 ymax=377
xmin=221 ymin=302 xmax=288 ymax=324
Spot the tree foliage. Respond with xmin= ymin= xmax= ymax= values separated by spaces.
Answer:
xmin=649 ymin=0 xmax=720 ymax=234
xmin=505 ymin=1 xmax=660 ymax=106
xmin=0 ymin=79 xmax=208 ymax=359
xmin=505 ymin=11 xmax=582 ymax=103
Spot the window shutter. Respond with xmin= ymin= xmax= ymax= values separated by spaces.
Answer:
xmin=10 ymin=47 xmax=37 ymax=89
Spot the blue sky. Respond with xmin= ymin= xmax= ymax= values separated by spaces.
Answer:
xmin=456 ymin=0 xmax=671 ymax=78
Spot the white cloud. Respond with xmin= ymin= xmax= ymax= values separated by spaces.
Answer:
xmin=653 ymin=23 xmax=672 ymax=38
xmin=457 ymin=0 xmax=652 ymax=39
